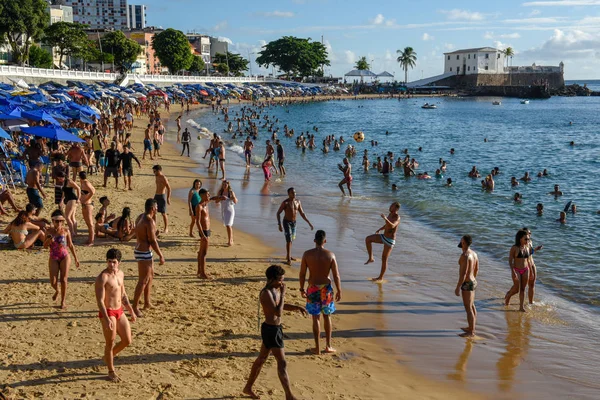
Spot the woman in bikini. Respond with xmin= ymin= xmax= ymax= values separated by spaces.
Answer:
xmin=62 ymin=175 xmax=81 ymax=237
xmin=505 ymin=229 xmax=531 ymax=312
xmin=79 ymin=171 xmax=96 ymax=245
xmin=262 ymin=156 xmax=274 ymax=181
xmin=115 ymin=207 xmax=136 ymax=242
xmin=3 ymin=210 xmax=45 ymax=250
xmin=44 ymin=210 xmax=80 ymax=309
xmin=187 ymin=179 xmax=202 ymax=237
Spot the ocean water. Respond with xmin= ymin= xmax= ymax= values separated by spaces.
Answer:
xmin=195 ymin=96 xmax=600 ymax=310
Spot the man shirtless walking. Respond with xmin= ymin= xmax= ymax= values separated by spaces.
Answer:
xmin=365 ymin=202 xmax=401 ymax=282
xmin=66 ymin=143 xmax=88 ymax=180
xmin=455 ymin=234 xmax=479 ymax=338
xmin=132 ymin=199 xmax=165 ymax=317
xmin=276 ymin=187 xmax=313 ymax=265
xmin=299 ymin=230 xmax=342 ymax=355
xmin=26 ymin=161 xmax=46 ymax=216
xmin=243 ymin=136 xmax=254 ymax=167
xmin=152 ymin=165 xmax=171 ymax=233
xmin=95 ymin=248 xmax=136 ymax=382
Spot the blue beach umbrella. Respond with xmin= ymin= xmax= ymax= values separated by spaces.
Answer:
xmin=21 ymin=110 xmax=61 ymax=126
xmin=21 ymin=126 xmax=85 ymax=142
xmin=0 ymin=126 xmax=10 ymax=140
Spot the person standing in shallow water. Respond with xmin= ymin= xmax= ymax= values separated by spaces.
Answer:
xmin=338 ymin=157 xmax=353 ymax=196
xmin=243 ymin=265 xmax=307 ymax=400
xmin=299 ymin=230 xmax=342 ymax=355
xmin=455 ymin=234 xmax=479 ymax=338
xmin=364 ymin=202 xmax=401 ymax=282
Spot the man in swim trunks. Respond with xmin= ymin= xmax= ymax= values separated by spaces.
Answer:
xmin=455 ymin=235 xmax=479 ymax=338
xmin=152 ymin=165 xmax=171 ymax=233
xmin=364 ymin=201 xmax=401 ymax=282
xmin=276 ymin=187 xmax=314 ymax=265
xmin=338 ymin=157 xmax=353 ymax=196
xmin=142 ymin=124 xmax=154 ymax=160
xmin=243 ymin=136 xmax=254 ymax=167
xmin=299 ymin=230 xmax=342 ymax=355
xmin=66 ymin=142 xmax=88 ymax=180
xmin=132 ymin=199 xmax=165 ymax=317
xmin=95 ymin=248 xmax=136 ymax=382
xmin=196 ymin=188 xmax=213 ymax=279
xmin=119 ymin=146 xmax=141 ymax=190
xmin=25 ymin=161 xmax=46 ymax=216
xmin=243 ymin=265 xmax=307 ymax=400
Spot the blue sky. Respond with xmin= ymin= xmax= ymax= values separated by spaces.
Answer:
xmin=141 ymin=0 xmax=600 ymax=80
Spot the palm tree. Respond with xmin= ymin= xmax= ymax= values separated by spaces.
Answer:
xmin=396 ymin=47 xmax=417 ymax=84
xmin=503 ymin=47 xmax=514 ymax=69
xmin=355 ymin=56 xmax=370 ymax=71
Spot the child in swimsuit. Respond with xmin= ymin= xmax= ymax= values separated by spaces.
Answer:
xmin=44 ymin=210 xmax=80 ymax=309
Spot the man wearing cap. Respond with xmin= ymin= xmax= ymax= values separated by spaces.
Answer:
xmin=299 ymin=230 xmax=342 ymax=355
xmin=455 ymin=234 xmax=479 ymax=338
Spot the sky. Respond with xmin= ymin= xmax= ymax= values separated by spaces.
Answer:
xmin=139 ymin=0 xmax=600 ymax=80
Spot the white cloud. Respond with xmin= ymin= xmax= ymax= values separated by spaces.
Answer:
xmin=485 ymin=31 xmax=521 ymax=39
xmin=344 ymin=50 xmax=356 ymax=64
xmin=324 ymin=40 xmax=337 ymax=62
xmin=422 ymin=32 xmax=434 ymax=41
xmin=493 ymin=40 xmax=510 ymax=50
xmin=503 ymin=17 xmax=565 ymax=23
xmin=523 ymin=0 xmax=600 ymax=5
xmin=257 ymin=11 xmax=295 ymax=18
xmin=371 ymin=14 xmax=385 ymax=25
xmin=212 ymin=21 xmax=228 ymax=31
xmin=384 ymin=50 xmax=393 ymax=61
xmin=529 ymin=9 xmax=542 ymax=15
xmin=368 ymin=14 xmax=396 ymax=26
xmin=439 ymin=9 xmax=485 ymax=21
xmin=444 ymin=43 xmax=455 ymax=50
xmin=523 ymin=28 xmax=600 ymax=59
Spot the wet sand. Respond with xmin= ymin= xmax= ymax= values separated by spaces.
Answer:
xmin=0 ymin=102 xmax=478 ymax=399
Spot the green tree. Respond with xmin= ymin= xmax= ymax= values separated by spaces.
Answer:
xmin=216 ymin=63 xmax=229 ymax=75
xmin=28 ymin=45 xmax=52 ymax=68
xmin=74 ymin=42 xmax=113 ymax=71
xmin=43 ymin=22 xmax=89 ymax=69
xmin=503 ymin=47 xmax=514 ymax=68
xmin=256 ymin=36 xmax=329 ymax=79
xmin=188 ymin=55 xmax=205 ymax=74
xmin=213 ymin=52 xmax=249 ymax=76
xmin=355 ymin=56 xmax=370 ymax=70
xmin=152 ymin=28 xmax=193 ymax=74
xmin=0 ymin=0 xmax=49 ymax=65
xmin=101 ymin=31 xmax=142 ymax=73
xmin=396 ymin=47 xmax=417 ymax=84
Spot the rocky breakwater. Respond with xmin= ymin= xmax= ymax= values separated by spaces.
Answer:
xmin=551 ymin=84 xmax=600 ymax=96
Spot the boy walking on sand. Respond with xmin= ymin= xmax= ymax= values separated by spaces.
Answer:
xmin=243 ymin=265 xmax=307 ymax=400
xmin=95 ymin=248 xmax=136 ymax=382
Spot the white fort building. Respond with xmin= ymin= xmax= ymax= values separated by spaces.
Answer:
xmin=444 ymin=47 xmax=507 ymax=75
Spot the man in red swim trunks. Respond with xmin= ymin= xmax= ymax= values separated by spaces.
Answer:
xmin=95 ymin=248 xmax=136 ymax=382
xmin=338 ymin=157 xmax=353 ymax=197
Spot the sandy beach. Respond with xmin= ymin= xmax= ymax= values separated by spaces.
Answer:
xmin=0 ymin=102 xmax=479 ymax=399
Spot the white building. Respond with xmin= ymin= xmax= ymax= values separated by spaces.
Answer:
xmin=127 ymin=4 xmax=146 ymax=30
xmin=58 ymin=0 xmax=128 ymax=30
xmin=443 ymin=47 xmax=506 ymax=75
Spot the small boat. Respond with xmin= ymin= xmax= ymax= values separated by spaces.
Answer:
xmin=492 ymin=101 xmax=502 ymax=105
xmin=520 ymin=99 xmax=530 ymax=104
xmin=421 ymin=103 xmax=437 ymax=109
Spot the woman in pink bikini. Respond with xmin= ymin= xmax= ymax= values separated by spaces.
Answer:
xmin=504 ymin=229 xmax=531 ymax=312
xmin=44 ymin=209 xmax=80 ymax=309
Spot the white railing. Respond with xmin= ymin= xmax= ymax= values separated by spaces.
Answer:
xmin=0 ymin=65 xmax=117 ymax=80
xmin=0 ymin=65 xmax=269 ymax=84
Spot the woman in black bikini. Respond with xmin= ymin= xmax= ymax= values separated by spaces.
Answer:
xmin=79 ymin=172 xmax=96 ymax=245
xmin=505 ymin=229 xmax=531 ymax=312
xmin=62 ymin=175 xmax=81 ymax=237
